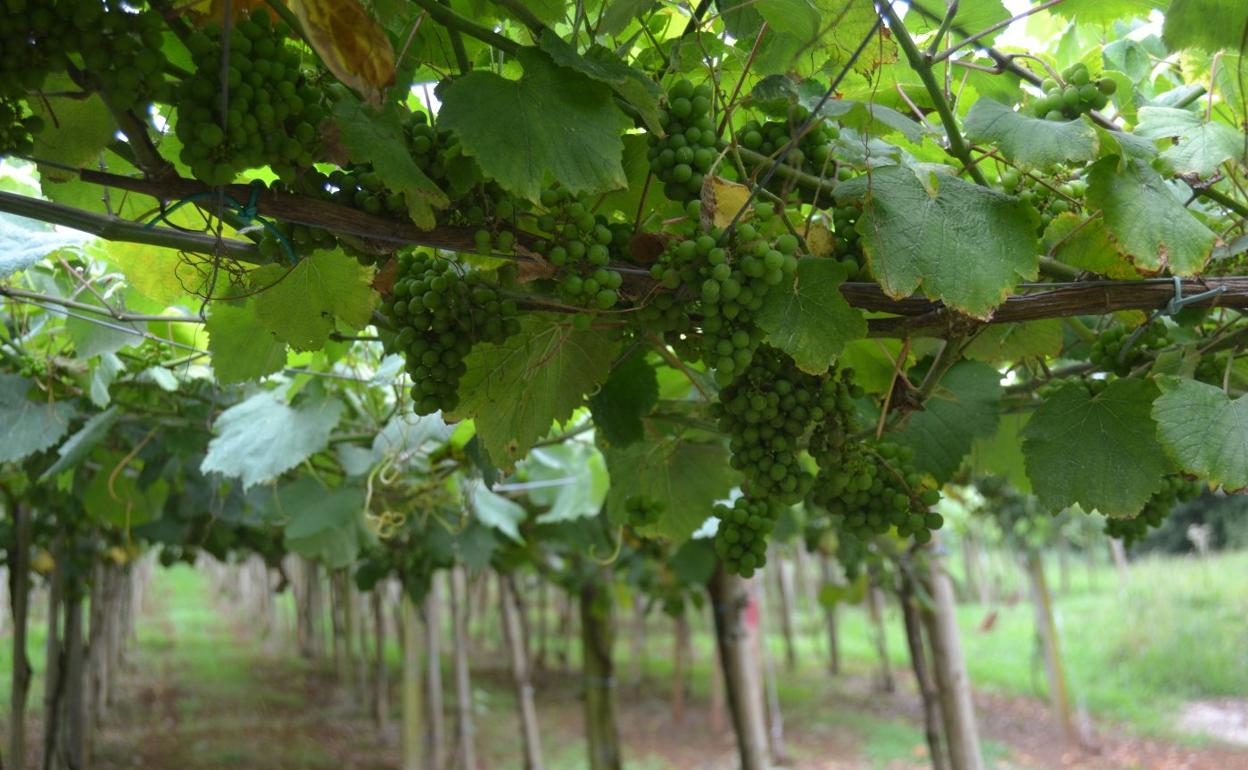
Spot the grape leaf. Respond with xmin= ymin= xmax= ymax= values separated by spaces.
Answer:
xmin=589 ymin=352 xmax=660 ymax=447
xmin=65 ymin=294 xmax=138 ymax=359
xmin=839 ymin=339 xmax=907 ymax=394
xmin=1022 ymin=378 xmax=1171 ymax=516
xmin=755 ymin=0 xmax=821 ymax=42
xmin=967 ymin=412 xmax=1032 ymax=493
xmin=963 ymin=320 xmax=1064 ymax=363
xmin=84 ymin=463 xmax=168 ymax=528
xmin=332 ymin=97 xmax=448 ymax=228
xmin=1152 ymin=377 xmax=1248 ymax=491
xmin=438 ymin=48 xmax=631 ymax=202
xmin=38 ymin=406 xmax=120 ymax=482
xmin=963 ymin=99 xmax=1099 ymax=170
xmin=599 ymin=0 xmax=655 ymax=35
xmin=605 ymin=436 xmax=739 ymax=541
xmin=1134 ymin=106 xmax=1245 ymax=176
xmin=290 ymin=0 xmax=395 ymax=107
xmin=835 ymin=166 xmax=1040 ymax=320
xmin=451 ymin=314 xmax=620 ymax=465
xmin=1086 ymin=156 xmax=1216 ymax=276
xmin=1042 ymin=213 xmax=1140 ymax=279
xmin=250 ymin=249 xmax=378 ymax=351
xmin=0 ymin=375 xmax=77 ymax=463
xmin=277 ymin=477 xmax=366 ymax=568
xmin=1164 ymin=0 xmax=1248 ymax=53
xmin=1051 ymin=0 xmax=1165 ymax=25
xmin=908 ymin=0 xmax=1009 ymax=41
xmin=539 ymin=30 xmax=663 ymax=133
xmin=206 ymin=303 xmax=289 ymax=385
xmin=757 ymin=257 xmax=866 ymax=375
xmin=469 ymin=479 xmax=526 ymax=542
xmin=895 ymin=362 xmax=1002 ymax=484
xmin=201 ymin=391 xmax=345 ymax=488
xmin=30 ymin=76 xmax=117 ymax=181
xmin=88 ymin=240 xmax=198 ymax=306
xmin=523 ymin=443 xmax=610 ymax=523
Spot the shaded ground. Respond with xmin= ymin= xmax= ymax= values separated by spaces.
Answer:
xmin=16 ymin=567 xmax=1244 ymax=770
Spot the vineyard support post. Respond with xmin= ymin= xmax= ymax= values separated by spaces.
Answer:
xmin=400 ymin=594 xmax=424 ymax=770
xmin=500 ymin=574 xmax=544 ymax=770
xmin=580 ymin=575 xmax=622 ymax=770
xmin=921 ymin=549 xmax=985 ymax=770
xmin=7 ymin=501 xmax=31 ymax=770
xmin=708 ymin=568 xmax=771 ymax=770
xmin=448 ymin=567 xmax=476 ymax=770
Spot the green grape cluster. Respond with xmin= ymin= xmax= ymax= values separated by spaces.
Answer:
xmin=812 ymin=440 xmax=943 ymax=543
xmin=75 ymin=4 xmax=169 ymax=112
xmin=175 ymin=11 xmax=325 ymax=185
xmin=1002 ymin=169 xmax=1085 ymax=231
xmin=530 ymin=187 xmax=625 ymax=309
xmin=829 ymin=196 xmax=871 ymax=279
xmin=713 ymin=496 xmax=782 ymax=577
xmin=624 ymin=495 xmax=664 ymax=530
xmin=712 ymin=346 xmax=831 ymax=504
xmin=738 ymin=116 xmax=839 ymax=179
xmin=1104 ymin=475 xmax=1204 ymax=547
xmin=1031 ymin=63 xmax=1115 ymax=121
xmin=383 ymin=251 xmax=520 ymax=415
xmin=1195 ymin=354 xmax=1226 ymax=386
xmin=1089 ymin=322 xmax=1169 ymax=376
xmin=648 ymin=79 xmax=721 ymax=201
xmin=0 ymin=1 xmax=72 ymax=99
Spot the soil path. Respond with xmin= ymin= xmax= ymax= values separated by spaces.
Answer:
xmin=72 ymin=572 xmax=1248 ymax=770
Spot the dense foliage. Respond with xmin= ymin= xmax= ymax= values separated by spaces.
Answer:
xmin=2 ymin=0 xmax=1248 ymax=588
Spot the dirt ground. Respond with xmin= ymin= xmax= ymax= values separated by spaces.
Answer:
xmin=13 ymin=577 xmax=1248 ymax=770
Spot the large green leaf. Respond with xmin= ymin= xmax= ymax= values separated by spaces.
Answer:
xmin=908 ymin=0 xmax=1010 ymax=42
xmin=605 ymin=436 xmax=739 ymax=541
xmin=470 ymin=479 xmax=526 ymax=542
xmin=967 ymin=412 xmax=1032 ymax=493
xmin=1086 ymin=156 xmax=1216 ymax=275
xmin=1052 ymin=0 xmax=1165 ymax=25
xmin=278 ymin=478 xmax=366 ymax=569
xmin=1134 ymin=107 xmax=1245 ymax=176
xmin=201 ymin=391 xmax=345 ymax=488
xmin=835 ymin=166 xmax=1040 ymax=319
xmin=438 ymin=48 xmax=631 ymax=202
xmin=1042 ymin=213 xmax=1140 ymax=279
xmin=452 ymin=314 xmax=620 ymax=465
xmin=0 ymin=375 xmax=77 ymax=463
xmin=963 ymin=99 xmax=1099 ymax=170
xmin=250 ymin=250 xmax=378 ymax=351
xmin=1022 ymin=378 xmax=1171 ymax=516
xmin=332 ymin=97 xmax=449 ymax=228
xmin=84 ymin=463 xmax=168 ymax=528
xmin=1152 ymin=377 xmax=1248 ymax=491
xmin=30 ymin=77 xmax=117 ymax=181
xmin=206 ymin=303 xmax=289 ymax=385
xmin=963 ymin=320 xmax=1064 ymax=363
xmin=38 ymin=406 xmax=120 ymax=482
xmin=757 ymin=257 xmax=866 ymax=375
xmin=539 ymin=31 xmax=663 ymax=133
xmin=1164 ymin=0 xmax=1248 ymax=53
xmin=64 ymin=294 xmax=138 ymax=359
xmin=895 ymin=362 xmax=1002 ymax=484
xmin=523 ymin=443 xmax=610 ymax=523
xmin=588 ymin=352 xmax=660 ymax=447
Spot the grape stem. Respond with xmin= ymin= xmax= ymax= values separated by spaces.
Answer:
xmin=408 ymin=0 xmax=520 ymax=55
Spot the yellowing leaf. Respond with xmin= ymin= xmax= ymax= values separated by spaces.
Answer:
xmin=803 ymin=219 xmax=835 ymax=258
xmin=701 ymin=175 xmax=751 ymax=230
xmin=290 ymin=0 xmax=395 ymax=108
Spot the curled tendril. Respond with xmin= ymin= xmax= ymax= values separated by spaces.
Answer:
xmin=589 ymin=525 xmax=625 ymax=566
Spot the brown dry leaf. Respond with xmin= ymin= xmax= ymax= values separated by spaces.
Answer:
xmin=700 ymin=175 xmax=752 ymax=231
xmin=803 ymin=219 xmax=835 ymax=258
xmin=372 ymin=257 xmax=399 ymax=296
xmin=628 ymin=232 xmax=670 ymax=265
xmin=289 ymin=0 xmax=396 ymax=108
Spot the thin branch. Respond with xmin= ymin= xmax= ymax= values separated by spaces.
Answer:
xmin=408 ymin=0 xmax=520 ymax=54
xmin=930 ymin=0 xmax=1067 ymax=65
xmin=0 ymin=288 xmax=201 ymax=324
xmin=878 ymin=0 xmax=989 ymax=186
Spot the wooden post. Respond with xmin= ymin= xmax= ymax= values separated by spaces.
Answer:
xmin=865 ymin=570 xmax=895 ymax=693
xmin=707 ymin=569 xmax=770 ymax=770
xmin=1024 ymin=551 xmax=1077 ymax=745
xmin=42 ymin=539 xmax=66 ymax=770
xmin=921 ymin=551 xmax=985 ymax=770
xmin=59 ymin=587 xmax=87 ymax=770
xmin=580 ymin=577 xmax=621 ymax=770
xmin=448 ymin=568 xmax=476 ymax=770
xmin=629 ymin=594 xmax=646 ymax=689
xmin=423 ymin=584 xmax=446 ymax=770
xmin=771 ymin=551 xmax=798 ymax=672
xmin=372 ymin=590 xmax=390 ymax=731
xmin=899 ymin=572 xmax=948 ymax=770
xmin=400 ymin=595 xmax=424 ymax=770
xmin=671 ymin=610 xmax=690 ymax=722
xmin=756 ymin=570 xmax=788 ymax=765
xmin=8 ymin=502 xmax=32 ymax=770
xmin=500 ymin=574 xmax=544 ymax=770
xmin=817 ymin=553 xmax=840 ymax=674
